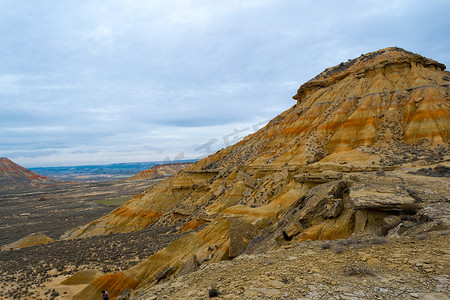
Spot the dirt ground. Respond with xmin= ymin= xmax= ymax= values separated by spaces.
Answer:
xmin=135 ymin=233 xmax=450 ymax=300
xmin=0 ymin=225 xmax=184 ymax=299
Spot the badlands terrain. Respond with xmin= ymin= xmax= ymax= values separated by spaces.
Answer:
xmin=0 ymin=157 xmax=171 ymax=247
xmin=1 ymin=47 xmax=449 ymax=299
xmin=0 ymin=160 xmax=191 ymax=299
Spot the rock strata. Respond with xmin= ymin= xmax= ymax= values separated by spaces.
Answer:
xmin=127 ymin=163 xmax=192 ymax=180
xmin=0 ymin=157 xmax=58 ymax=188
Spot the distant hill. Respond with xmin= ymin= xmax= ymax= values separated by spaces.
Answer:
xmin=127 ymin=162 xmax=193 ymax=180
xmin=0 ymin=157 xmax=58 ymax=188
xmin=30 ymin=160 xmax=198 ymax=181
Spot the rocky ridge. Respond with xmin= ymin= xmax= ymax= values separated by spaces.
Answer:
xmin=56 ymin=48 xmax=449 ymax=299
xmin=127 ymin=163 xmax=192 ymax=181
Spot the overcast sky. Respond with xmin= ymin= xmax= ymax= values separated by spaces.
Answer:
xmin=1 ymin=0 xmax=449 ymax=167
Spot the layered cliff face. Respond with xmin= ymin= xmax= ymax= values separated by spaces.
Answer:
xmin=127 ymin=163 xmax=192 ymax=180
xmin=0 ymin=158 xmax=57 ymax=188
xmin=67 ymin=48 xmax=450 ymax=299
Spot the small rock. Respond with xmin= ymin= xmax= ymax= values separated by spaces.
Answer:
xmin=197 ymin=290 xmax=206 ymax=296
xmin=434 ymin=277 xmax=448 ymax=284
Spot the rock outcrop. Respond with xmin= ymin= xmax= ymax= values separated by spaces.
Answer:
xmin=0 ymin=158 xmax=58 ymax=188
xmin=65 ymin=48 xmax=450 ymax=300
xmin=127 ymin=163 xmax=192 ymax=180
xmin=0 ymin=233 xmax=55 ymax=251
xmin=133 ymin=235 xmax=450 ymax=300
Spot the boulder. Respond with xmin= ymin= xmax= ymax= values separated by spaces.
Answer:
xmin=228 ymin=219 xmax=259 ymax=258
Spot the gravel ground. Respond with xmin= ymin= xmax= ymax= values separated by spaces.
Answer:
xmin=0 ymin=225 xmax=184 ymax=299
xmin=0 ymin=178 xmax=162 ymax=246
xmin=135 ymin=233 xmax=450 ymax=300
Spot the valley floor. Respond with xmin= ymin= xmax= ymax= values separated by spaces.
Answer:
xmin=0 ymin=226 xmax=183 ymax=299
xmin=0 ymin=178 xmax=162 ymax=246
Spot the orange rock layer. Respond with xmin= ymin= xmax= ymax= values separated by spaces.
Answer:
xmin=0 ymin=157 xmax=56 ymax=186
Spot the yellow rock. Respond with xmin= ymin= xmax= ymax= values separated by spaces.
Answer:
xmin=1 ymin=233 xmax=55 ymax=251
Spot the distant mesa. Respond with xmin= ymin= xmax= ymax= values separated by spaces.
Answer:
xmin=0 ymin=157 xmax=58 ymax=188
xmin=127 ymin=162 xmax=193 ymax=180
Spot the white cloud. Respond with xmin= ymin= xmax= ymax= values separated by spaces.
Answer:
xmin=0 ymin=74 xmax=22 ymax=94
xmin=0 ymin=0 xmax=449 ymax=167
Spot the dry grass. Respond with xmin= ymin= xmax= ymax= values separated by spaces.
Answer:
xmin=96 ymin=196 xmax=131 ymax=207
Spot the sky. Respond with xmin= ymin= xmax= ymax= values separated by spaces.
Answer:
xmin=1 ymin=0 xmax=449 ymax=167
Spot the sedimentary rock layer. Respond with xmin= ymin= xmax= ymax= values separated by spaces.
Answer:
xmin=127 ymin=163 xmax=192 ymax=180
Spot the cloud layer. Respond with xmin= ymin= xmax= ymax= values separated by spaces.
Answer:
xmin=1 ymin=0 xmax=449 ymax=167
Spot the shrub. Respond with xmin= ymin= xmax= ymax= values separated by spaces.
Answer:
xmin=208 ymin=284 xmax=220 ymax=298
xmin=417 ymin=233 xmax=429 ymax=240
xmin=368 ymin=237 xmax=388 ymax=245
xmin=337 ymin=237 xmax=361 ymax=247
xmin=344 ymin=264 xmax=374 ymax=276
xmin=334 ymin=245 xmax=344 ymax=254
xmin=320 ymin=241 xmax=333 ymax=250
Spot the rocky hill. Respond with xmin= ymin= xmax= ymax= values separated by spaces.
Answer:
xmin=135 ymin=234 xmax=449 ymax=299
xmin=60 ymin=48 xmax=449 ymax=299
xmin=0 ymin=158 xmax=58 ymax=188
xmin=127 ymin=163 xmax=192 ymax=181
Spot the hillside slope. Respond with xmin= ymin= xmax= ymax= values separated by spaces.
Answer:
xmin=0 ymin=158 xmax=58 ymax=188
xmin=135 ymin=234 xmax=449 ymax=299
xmin=65 ymin=48 xmax=449 ymax=300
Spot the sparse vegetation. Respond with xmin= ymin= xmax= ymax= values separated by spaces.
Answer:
xmin=334 ymin=245 xmax=344 ymax=254
xmin=344 ymin=263 xmax=374 ymax=276
xmin=417 ymin=233 xmax=429 ymax=240
xmin=336 ymin=237 xmax=361 ymax=247
xmin=320 ymin=241 xmax=333 ymax=250
xmin=96 ymin=196 xmax=131 ymax=207
xmin=208 ymin=283 xmax=220 ymax=298
xmin=413 ymin=165 xmax=450 ymax=178
xmin=368 ymin=237 xmax=388 ymax=245
xmin=0 ymin=226 xmax=183 ymax=299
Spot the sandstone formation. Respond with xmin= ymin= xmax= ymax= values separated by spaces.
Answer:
xmin=127 ymin=163 xmax=192 ymax=181
xmin=0 ymin=233 xmax=55 ymax=251
xmin=0 ymin=158 xmax=58 ymax=188
xmin=61 ymin=269 xmax=105 ymax=286
xmin=64 ymin=48 xmax=449 ymax=299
